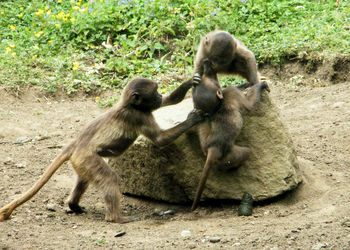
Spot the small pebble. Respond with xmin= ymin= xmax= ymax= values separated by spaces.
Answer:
xmin=14 ymin=136 xmax=32 ymax=144
xmin=115 ymin=231 xmax=126 ymax=237
xmin=209 ymin=237 xmax=221 ymax=243
xmin=181 ymin=230 xmax=191 ymax=238
xmin=15 ymin=163 xmax=26 ymax=169
xmin=164 ymin=210 xmax=176 ymax=215
xmin=46 ymin=203 xmax=56 ymax=212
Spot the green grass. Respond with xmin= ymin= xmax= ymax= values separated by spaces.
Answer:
xmin=0 ymin=0 xmax=349 ymax=94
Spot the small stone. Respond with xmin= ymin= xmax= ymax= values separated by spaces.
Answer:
xmin=115 ymin=231 xmax=126 ymax=237
xmin=181 ymin=230 xmax=191 ymax=238
xmin=209 ymin=237 xmax=221 ymax=243
xmin=15 ymin=163 xmax=26 ymax=169
xmin=163 ymin=210 xmax=176 ymax=215
xmin=4 ymin=157 xmax=14 ymax=165
xmin=188 ymin=243 xmax=196 ymax=249
xmin=46 ymin=203 xmax=56 ymax=212
xmin=14 ymin=136 xmax=32 ymax=144
xmin=152 ymin=209 xmax=164 ymax=216
xmin=238 ymin=193 xmax=253 ymax=216
xmin=312 ymin=243 xmax=327 ymax=249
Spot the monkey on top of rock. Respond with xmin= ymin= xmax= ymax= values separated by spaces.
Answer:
xmin=0 ymin=77 xmax=206 ymax=224
xmin=194 ymin=30 xmax=260 ymax=88
xmin=191 ymin=59 xmax=269 ymax=211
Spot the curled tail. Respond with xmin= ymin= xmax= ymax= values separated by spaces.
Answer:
xmin=0 ymin=146 xmax=73 ymax=221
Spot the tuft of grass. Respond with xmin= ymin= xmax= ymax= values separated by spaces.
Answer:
xmin=0 ymin=0 xmax=349 ymax=94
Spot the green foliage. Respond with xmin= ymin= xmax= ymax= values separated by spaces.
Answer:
xmin=0 ymin=0 xmax=349 ymax=93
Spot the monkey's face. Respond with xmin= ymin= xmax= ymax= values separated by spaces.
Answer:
xmin=139 ymin=87 xmax=162 ymax=112
xmin=207 ymin=32 xmax=235 ymax=68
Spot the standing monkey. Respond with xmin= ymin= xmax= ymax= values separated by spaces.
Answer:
xmin=0 ymin=78 xmax=205 ymax=223
xmin=194 ymin=30 xmax=260 ymax=87
xmin=191 ymin=60 xmax=269 ymax=211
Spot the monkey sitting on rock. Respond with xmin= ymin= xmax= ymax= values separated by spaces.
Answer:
xmin=194 ymin=30 xmax=260 ymax=88
xmin=0 ymin=77 xmax=205 ymax=223
xmin=191 ymin=60 xmax=269 ymax=211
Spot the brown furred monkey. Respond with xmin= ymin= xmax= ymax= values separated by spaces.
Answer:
xmin=194 ymin=30 xmax=260 ymax=88
xmin=0 ymin=78 xmax=205 ymax=223
xmin=191 ymin=60 xmax=269 ymax=211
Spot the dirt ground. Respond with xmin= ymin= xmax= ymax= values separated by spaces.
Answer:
xmin=1 ymin=65 xmax=350 ymax=249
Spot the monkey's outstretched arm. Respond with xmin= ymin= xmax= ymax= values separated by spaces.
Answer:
xmin=142 ymin=109 xmax=205 ymax=147
xmin=161 ymin=76 xmax=201 ymax=107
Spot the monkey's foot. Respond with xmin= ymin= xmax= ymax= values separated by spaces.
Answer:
xmin=0 ymin=205 xmax=14 ymax=221
xmin=67 ymin=203 xmax=86 ymax=214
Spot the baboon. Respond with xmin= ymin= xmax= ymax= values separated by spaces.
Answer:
xmin=191 ymin=60 xmax=269 ymax=211
xmin=194 ymin=30 xmax=260 ymax=88
xmin=0 ymin=78 xmax=205 ymax=223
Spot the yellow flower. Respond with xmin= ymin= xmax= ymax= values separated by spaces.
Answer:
xmin=76 ymin=2 xmax=81 ymax=6
xmin=20 ymin=7 xmax=24 ymax=10
xmin=55 ymin=23 xmax=60 ymax=28
xmin=9 ymin=44 xmax=15 ymax=48
xmin=35 ymin=31 xmax=44 ymax=37
xmin=70 ymin=17 xmax=76 ymax=23
xmin=63 ymin=17 xmax=68 ymax=22
xmin=58 ymin=0 xmax=62 ymax=3
xmin=6 ymin=47 xmax=11 ymax=53
xmin=72 ymin=62 xmax=79 ymax=71
xmin=66 ymin=13 xmax=71 ymax=18
xmin=47 ymin=9 xmax=52 ymax=15
xmin=32 ymin=55 xmax=38 ymax=59
xmin=56 ymin=12 xmax=65 ymax=19
xmin=34 ymin=45 xmax=40 ymax=50
xmin=18 ymin=13 xmax=23 ymax=18
xmin=70 ymin=0 xmax=75 ymax=3
xmin=10 ymin=25 xmax=16 ymax=30
xmin=95 ymin=96 xmax=101 ymax=101
xmin=1 ymin=12 xmax=4 ymax=15
xmin=35 ymin=9 xmax=44 ymax=16
xmin=72 ymin=6 xmax=80 ymax=10
xmin=48 ymin=40 xmax=54 ymax=44
xmin=45 ymin=6 xmax=50 ymax=10
xmin=11 ymin=52 xmax=16 ymax=57
xmin=186 ymin=22 xmax=195 ymax=29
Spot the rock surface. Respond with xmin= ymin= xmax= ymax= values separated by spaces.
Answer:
xmin=111 ymin=92 xmax=302 ymax=203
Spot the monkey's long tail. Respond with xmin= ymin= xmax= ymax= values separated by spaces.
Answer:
xmin=0 ymin=146 xmax=73 ymax=221
xmin=191 ymin=147 xmax=221 ymax=211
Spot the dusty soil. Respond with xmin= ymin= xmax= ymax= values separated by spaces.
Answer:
xmin=1 ymin=66 xmax=350 ymax=249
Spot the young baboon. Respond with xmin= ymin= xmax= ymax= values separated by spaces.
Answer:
xmin=191 ymin=60 xmax=269 ymax=211
xmin=194 ymin=30 xmax=260 ymax=88
xmin=0 ymin=78 xmax=205 ymax=223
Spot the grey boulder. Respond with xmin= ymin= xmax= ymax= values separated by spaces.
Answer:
xmin=111 ymin=92 xmax=302 ymax=203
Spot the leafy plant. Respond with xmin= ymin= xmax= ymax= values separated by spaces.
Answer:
xmin=0 ymin=0 xmax=349 ymax=94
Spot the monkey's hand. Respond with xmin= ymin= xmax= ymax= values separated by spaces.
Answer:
xmin=192 ymin=73 xmax=202 ymax=87
xmin=260 ymin=81 xmax=270 ymax=92
xmin=186 ymin=108 xmax=207 ymax=124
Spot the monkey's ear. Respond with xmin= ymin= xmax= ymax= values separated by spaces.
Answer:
xmin=131 ymin=92 xmax=143 ymax=105
xmin=216 ymin=90 xmax=224 ymax=100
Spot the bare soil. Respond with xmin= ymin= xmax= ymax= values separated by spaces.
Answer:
xmin=1 ymin=64 xmax=350 ymax=249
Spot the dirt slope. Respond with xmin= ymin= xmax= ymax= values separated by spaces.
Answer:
xmin=1 ymin=73 xmax=350 ymax=249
